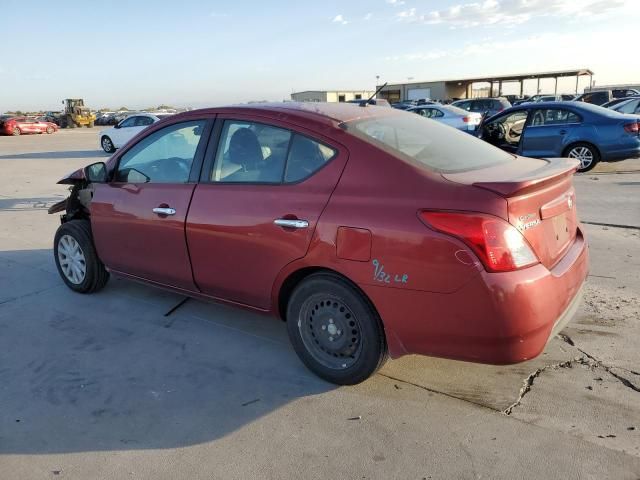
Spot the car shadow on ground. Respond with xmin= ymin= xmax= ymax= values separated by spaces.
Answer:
xmin=0 ymin=249 xmax=333 ymax=454
xmin=0 ymin=150 xmax=108 ymax=160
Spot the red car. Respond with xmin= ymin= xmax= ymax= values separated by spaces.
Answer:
xmin=49 ymin=103 xmax=588 ymax=384
xmin=1 ymin=116 xmax=58 ymax=135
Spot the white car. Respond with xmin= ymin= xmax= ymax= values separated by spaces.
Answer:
xmin=99 ymin=113 xmax=162 ymax=153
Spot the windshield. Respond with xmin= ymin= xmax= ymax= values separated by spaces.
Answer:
xmin=343 ymin=112 xmax=514 ymax=173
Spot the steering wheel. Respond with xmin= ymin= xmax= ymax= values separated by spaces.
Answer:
xmin=485 ymin=122 xmax=506 ymax=141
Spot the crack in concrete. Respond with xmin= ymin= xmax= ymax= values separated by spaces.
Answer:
xmin=504 ymin=334 xmax=640 ymax=415
xmin=502 ymin=358 xmax=580 ymax=415
xmin=559 ymin=334 xmax=640 ymax=393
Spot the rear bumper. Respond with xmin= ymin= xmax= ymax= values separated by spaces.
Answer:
xmin=364 ymin=228 xmax=589 ymax=364
xmin=601 ymin=143 xmax=640 ymax=162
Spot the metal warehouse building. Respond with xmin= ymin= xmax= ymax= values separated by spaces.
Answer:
xmin=377 ymin=68 xmax=594 ymax=103
xmin=291 ymin=90 xmax=375 ymax=103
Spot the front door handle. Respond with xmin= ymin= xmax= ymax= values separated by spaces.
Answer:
xmin=559 ymin=129 xmax=567 ymax=135
xmin=153 ymin=207 xmax=176 ymax=216
xmin=274 ymin=218 xmax=309 ymax=229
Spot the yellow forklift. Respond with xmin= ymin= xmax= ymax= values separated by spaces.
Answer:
xmin=58 ymin=99 xmax=96 ymax=128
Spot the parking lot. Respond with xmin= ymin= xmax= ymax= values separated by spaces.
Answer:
xmin=1 ymin=128 xmax=639 ymax=479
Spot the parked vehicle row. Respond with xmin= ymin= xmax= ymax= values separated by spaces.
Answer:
xmin=49 ymin=102 xmax=589 ymax=385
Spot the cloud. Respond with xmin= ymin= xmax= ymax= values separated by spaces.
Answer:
xmin=395 ymin=0 xmax=630 ymax=28
xmin=364 ymin=12 xmax=373 ymax=20
xmin=386 ymin=0 xmax=405 ymax=5
xmin=332 ymin=14 xmax=349 ymax=25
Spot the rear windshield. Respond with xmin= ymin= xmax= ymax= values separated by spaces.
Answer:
xmin=343 ymin=112 xmax=514 ymax=173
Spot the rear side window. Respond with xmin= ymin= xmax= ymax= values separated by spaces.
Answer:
xmin=530 ymin=109 xmax=581 ymax=126
xmin=285 ymin=135 xmax=335 ymax=182
xmin=211 ymin=120 xmax=336 ymax=184
xmin=346 ymin=112 xmax=513 ymax=173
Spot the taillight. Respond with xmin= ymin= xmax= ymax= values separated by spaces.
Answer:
xmin=623 ymin=122 xmax=640 ymax=134
xmin=462 ymin=116 xmax=470 ymax=123
xmin=419 ymin=211 xmax=539 ymax=272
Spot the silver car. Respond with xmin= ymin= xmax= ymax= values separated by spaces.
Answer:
xmin=407 ymin=104 xmax=482 ymax=133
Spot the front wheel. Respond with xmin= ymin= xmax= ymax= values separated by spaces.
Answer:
xmin=12 ymin=127 xmax=21 ymax=136
xmin=101 ymin=136 xmax=115 ymax=153
xmin=286 ymin=273 xmax=387 ymax=385
xmin=565 ymin=142 xmax=600 ymax=173
xmin=46 ymin=126 xmax=54 ymax=134
xmin=54 ymin=220 xmax=109 ymax=293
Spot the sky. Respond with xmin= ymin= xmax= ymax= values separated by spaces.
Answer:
xmin=1 ymin=0 xmax=639 ymax=111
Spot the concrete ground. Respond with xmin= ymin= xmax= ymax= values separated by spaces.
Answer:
xmin=0 ymin=129 xmax=638 ymax=479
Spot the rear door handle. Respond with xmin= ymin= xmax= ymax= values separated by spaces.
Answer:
xmin=153 ymin=207 xmax=176 ymax=216
xmin=274 ymin=218 xmax=309 ymax=229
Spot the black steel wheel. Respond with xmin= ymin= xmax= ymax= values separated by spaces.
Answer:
xmin=286 ymin=273 xmax=387 ymax=385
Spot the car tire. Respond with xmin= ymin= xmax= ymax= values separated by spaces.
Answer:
xmin=54 ymin=219 xmax=109 ymax=294
xmin=12 ymin=127 xmax=21 ymax=136
xmin=286 ymin=273 xmax=388 ymax=385
xmin=46 ymin=126 xmax=54 ymax=134
xmin=101 ymin=136 xmax=115 ymax=153
xmin=88 ymin=121 xmax=95 ymax=128
xmin=564 ymin=142 xmax=600 ymax=173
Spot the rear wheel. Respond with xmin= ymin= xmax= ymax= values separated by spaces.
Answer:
xmin=88 ymin=121 xmax=95 ymax=128
xmin=12 ymin=127 xmax=21 ymax=136
xmin=286 ymin=273 xmax=387 ymax=385
xmin=54 ymin=220 xmax=109 ymax=293
xmin=564 ymin=142 xmax=600 ymax=173
xmin=101 ymin=136 xmax=115 ymax=153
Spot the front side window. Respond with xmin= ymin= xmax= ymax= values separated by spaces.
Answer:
xmin=346 ymin=112 xmax=514 ymax=173
xmin=116 ymin=120 xmax=206 ymax=183
xmin=135 ymin=116 xmax=155 ymax=127
xmin=119 ymin=116 xmax=137 ymax=128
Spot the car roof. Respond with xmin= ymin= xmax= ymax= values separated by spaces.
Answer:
xmin=171 ymin=102 xmax=400 ymax=127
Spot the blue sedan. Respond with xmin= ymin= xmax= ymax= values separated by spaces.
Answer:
xmin=478 ymin=102 xmax=640 ymax=172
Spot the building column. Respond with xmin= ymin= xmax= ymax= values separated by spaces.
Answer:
xmin=554 ymin=77 xmax=558 ymax=95
xmin=575 ymin=75 xmax=579 ymax=94
xmin=520 ymin=80 xmax=523 ymax=96
xmin=536 ymin=77 xmax=540 ymax=94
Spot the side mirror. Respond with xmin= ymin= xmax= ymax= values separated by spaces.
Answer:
xmin=84 ymin=162 xmax=108 ymax=183
xmin=114 ymin=123 xmax=121 ymax=129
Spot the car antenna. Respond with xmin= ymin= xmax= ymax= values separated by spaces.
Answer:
xmin=361 ymin=82 xmax=388 ymax=107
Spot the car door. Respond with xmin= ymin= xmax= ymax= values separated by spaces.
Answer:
xmin=21 ymin=118 xmax=37 ymax=133
xmin=91 ymin=118 xmax=212 ymax=290
xmin=111 ymin=115 xmax=143 ymax=147
xmin=521 ymin=108 xmax=582 ymax=158
xmin=186 ymin=115 xmax=348 ymax=309
xmin=480 ymin=109 xmax=529 ymax=154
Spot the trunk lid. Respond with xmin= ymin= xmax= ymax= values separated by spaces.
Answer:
xmin=442 ymin=156 xmax=580 ymax=269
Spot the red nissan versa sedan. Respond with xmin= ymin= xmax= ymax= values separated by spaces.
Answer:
xmin=48 ymin=103 xmax=589 ymax=384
